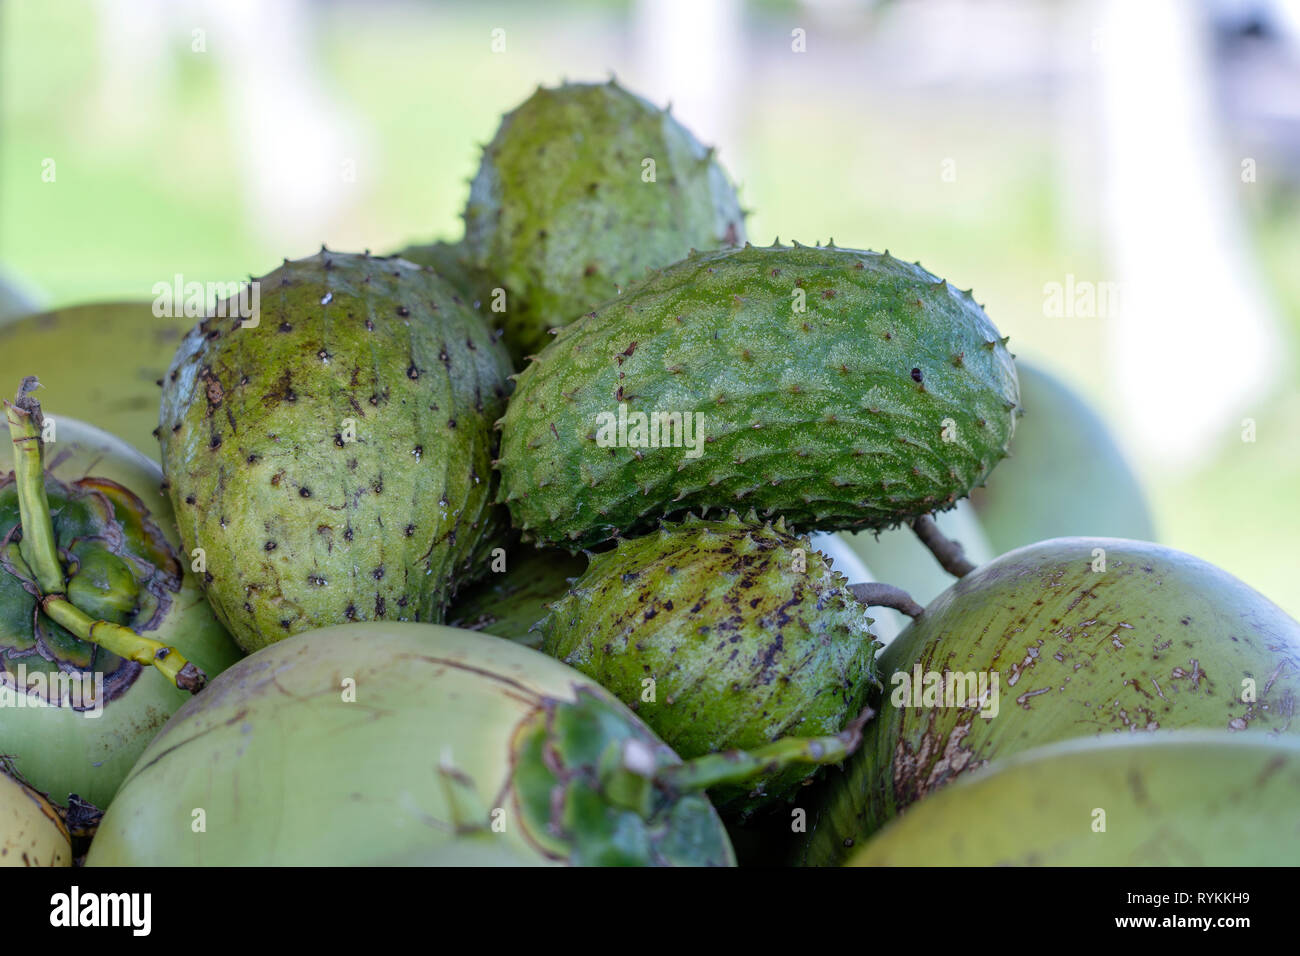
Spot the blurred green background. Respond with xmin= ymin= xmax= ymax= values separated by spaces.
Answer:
xmin=2 ymin=0 xmax=1297 ymax=612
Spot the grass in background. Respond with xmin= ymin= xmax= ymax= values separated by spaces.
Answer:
xmin=2 ymin=0 xmax=1296 ymax=612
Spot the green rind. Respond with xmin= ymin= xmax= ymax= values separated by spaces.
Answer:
xmin=447 ymin=546 xmax=587 ymax=648
xmin=795 ymin=536 xmax=1300 ymax=865
xmin=85 ymin=623 xmax=735 ymax=866
xmin=849 ymin=732 xmax=1300 ymax=866
xmin=464 ymin=80 xmax=746 ymax=361
xmin=499 ymin=243 xmax=1019 ymax=549
xmin=540 ymin=513 xmax=878 ymax=811
xmin=157 ymin=251 xmax=514 ymax=653
xmin=971 ymin=361 xmax=1155 ymax=552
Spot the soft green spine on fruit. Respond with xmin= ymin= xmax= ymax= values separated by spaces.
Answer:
xmin=540 ymin=513 xmax=878 ymax=813
xmin=498 ymin=242 xmax=1020 ymax=550
xmin=447 ymin=546 xmax=587 ymax=648
xmin=848 ymin=733 xmax=1300 ymax=866
xmin=463 ymin=80 xmax=746 ymax=362
xmin=793 ymin=536 xmax=1300 ymax=866
xmin=158 ymin=251 xmax=514 ymax=653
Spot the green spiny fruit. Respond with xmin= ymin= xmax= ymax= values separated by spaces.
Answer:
xmin=463 ymin=79 xmax=746 ymax=362
xmin=158 ymin=251 xmax=514 ymax=653
xmin=0 ymin=417 xmax=241 ymax=809
xmin=390 ymin=240 xmax=493 ymax=312
xmin=499 ymin=242 xmax=1019 ymax=550
xmin=794 ymin=537 xmax=1300 ymax=866
xmin=0 ymin=302 xmax=189 ymax=458
xmin=848 ymin=733 xmax=1300 ymax=866
xmin=540 ymin=513 xmax=879 ymax=814
xmin=447 ymin=546 xmax=587 ymax=648
xmin=87 ymin=623 xmax=863 ymax=866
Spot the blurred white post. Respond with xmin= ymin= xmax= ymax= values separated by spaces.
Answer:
xmin=202 ymin=0 xmax=366 ymax=250
xmin=633 ymin=0 xmax=744 ymax=166
xmin=1094 ymin=0 xmax=1285 ymax=464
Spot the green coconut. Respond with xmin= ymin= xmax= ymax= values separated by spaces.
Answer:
xmin=849 ymin=733 xmax=1300 ymax=866
xmin=0 ymin=301 xmax=188 ymax=458
xmin=796 ymin=536 xmax=1300 ymax=865
xmin=0 ymin=414 xmax=241 ymax=809
xmin=86 ymin=623 xmax=863 ymax=866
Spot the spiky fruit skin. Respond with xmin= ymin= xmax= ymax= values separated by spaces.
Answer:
xmin=447 ymin=546 xmax=587 ymax=648
xmin=971 ymin=361 xmax=1155 ymax=552
xmin=794 ymin=537 xmax=1300 ymax=866
xmin=0 ymin=302 xmax=189 ymax=457
xmin=464 ymin=80 xmax=745 ymax=361
xmin=849 ymin=733 xmax=1300 ymax=866
xmin=0 ymin=419 xmax=241 ymax=809
xmin=158 ymin=252 xmax=514 ymax=653
xmin=499 ymin=243 xmax=1019 ymax=550
xmin=86 ymin=623 xmax=736 ymax=866
xmin=540 ymin=514 xmax=878 ymax=813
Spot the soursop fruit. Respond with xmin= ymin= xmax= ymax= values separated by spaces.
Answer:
xmin=464 ymin=79 xmax=746 ymax=361
xmin=499 ymin=242 xmax=1019 ymax=550
xmin=539 ymin=513 xmax=879 ymax=813
xmin=158 ymin=251 xmax=514 ymax=652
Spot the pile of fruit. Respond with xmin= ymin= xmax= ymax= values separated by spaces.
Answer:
xmin=2 ymin=81 xmax=1297 ymax=868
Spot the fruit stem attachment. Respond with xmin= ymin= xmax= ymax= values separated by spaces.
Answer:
xmin=41 ymin=595 xmax=207 ymax=692
xmin=910 ymin=515 xmax=976 ymax=578
xmin=848 ymin=582 xmax=924 ymax=618
xmin=4 ymin=378 xmax=65 ymax=594
xmin=653 ymin=705 xmax=874 ymax=795
xmin=5 ymin=376 xmax=207 ymax=694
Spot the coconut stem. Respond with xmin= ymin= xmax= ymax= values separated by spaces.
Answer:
xmin=910 ymin=515 xmax=976 ymax=578
xmin=41 ymin=596 xmax=207 ymax=692
xmin=5 ymin=377 xmax=207 ymax=694
xmin=848 ymin=582 xmax=924 ymax=618
xmin=654 ymin=705 xmax=874 ymax=796
xmin=4 ymin=379 xmax=65 ymax=594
